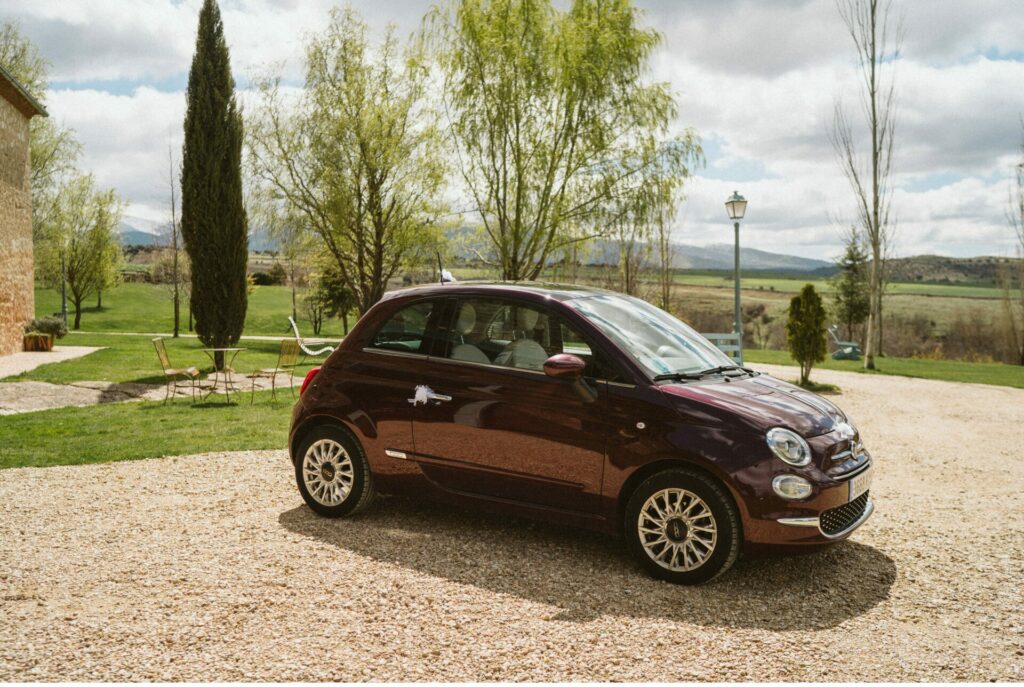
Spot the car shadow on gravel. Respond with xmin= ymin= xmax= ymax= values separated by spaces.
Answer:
xmin=279 ymin=496 xmax=896 ymax=630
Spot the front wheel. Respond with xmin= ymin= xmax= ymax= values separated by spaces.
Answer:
xmin=294 ymin=425 xmax=375 ymax=517
xmin=624 ymin=468 xmax=740 ymax=584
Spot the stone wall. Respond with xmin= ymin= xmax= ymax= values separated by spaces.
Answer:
xmin=0 ymin=93 xmax=34 ymax=356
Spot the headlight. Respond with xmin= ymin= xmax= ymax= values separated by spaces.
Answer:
xmin=766 ymin=427 xmax=811 ymax=466
xmin=772 ymin=474 xmax=813 ymax=500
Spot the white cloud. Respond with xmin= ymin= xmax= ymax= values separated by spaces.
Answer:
xmin=4 ymin=0 xmax=1023 ymax=258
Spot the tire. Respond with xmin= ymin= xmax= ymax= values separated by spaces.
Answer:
xmin=624 ymin=468 xmax=741 ymax=585
xmin=294 ymin=425 xmax=375 ymax=518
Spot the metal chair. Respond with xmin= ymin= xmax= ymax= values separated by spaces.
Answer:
xmin=152 ymin=337 xmax=199 ymax=404
xmin=828 ymin=325 xmax=862 ymax=360
xmin=249 ymin=338 xmax=301 ymax=403
xmin=288 ymin=316 xmax=335 ymax=357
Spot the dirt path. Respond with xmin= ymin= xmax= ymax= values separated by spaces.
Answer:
xmin=0 ymin=368 xmax=1021 ymax=680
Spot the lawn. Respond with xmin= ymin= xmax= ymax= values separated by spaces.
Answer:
xmin=0 ymin=391 xmax=294 ymax=469
xmin=670 ymin=273 xmax=1004 ymax=299
xmin=34 ymin=282 xmax=352 ymax=336
xmin=9 ymin=333 xmax=321 ymax=385
xmin=744 ymin=349 xmax=1024 ymax=389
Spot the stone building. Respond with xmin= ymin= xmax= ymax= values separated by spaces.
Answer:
xmin=0 ymin=64 xmax=47 ymax=356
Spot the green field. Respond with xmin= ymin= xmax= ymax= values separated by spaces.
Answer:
xmin=450 ymin=266 xmax=1005 ymax=300
xmin=5 ymin=274 xmax=1019 ymax=472
xmin=34 ymin=283 xmax=351 ymax=337
xmin=0 ymin=391 xmax=294 ymax=469
xmin=669 ymin=273 xmax=1004 ymax=299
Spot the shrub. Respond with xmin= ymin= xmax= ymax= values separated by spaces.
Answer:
xmin=23 ymin=316 xmax=67 ymax=340
xmin=267 ymin=262 xmax=287 ymax=285
xmin=785 ymin=284 xmax=827 ymax=386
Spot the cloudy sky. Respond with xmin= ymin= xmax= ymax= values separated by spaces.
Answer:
xmin=3 ymin=0 xmax=1023 ymax=259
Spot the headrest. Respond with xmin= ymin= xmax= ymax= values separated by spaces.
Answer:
xmin=456 ymin=303 xmax=477 ymax=335
xmin=516 ymin=307 xmax=538 ymax=331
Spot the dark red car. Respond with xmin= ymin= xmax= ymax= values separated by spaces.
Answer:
xmin=289 ymin=282 xmax=874 ymax=584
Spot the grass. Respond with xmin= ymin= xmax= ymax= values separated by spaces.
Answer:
xmin=10 ymin=333 xmax=320 ymax=385
xmin=669 ymin=273 xmax=1003 ymax=299
xmin=0 ymin=391 xmax=295 ymax=469
xmin=744 ymin=349 xmax=1024 ymax=389
xmin=34 ymin=282 xmax=351 ymax=336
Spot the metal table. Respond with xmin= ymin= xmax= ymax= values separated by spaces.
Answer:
xmin=200 ymin=347 xmax=246 ymax=403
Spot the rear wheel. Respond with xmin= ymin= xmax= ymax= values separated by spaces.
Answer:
xmin=624 ymin=468 xmax=740 ymax=584
xmin=295 ymin=425 xmax=375 ymax=517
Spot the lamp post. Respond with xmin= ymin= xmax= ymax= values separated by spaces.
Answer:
xmin=724 ymin=191 xmax=748 ymax=361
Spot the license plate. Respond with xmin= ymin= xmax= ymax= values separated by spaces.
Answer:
xmin=849 ymin=467 xmax=872 ymax=501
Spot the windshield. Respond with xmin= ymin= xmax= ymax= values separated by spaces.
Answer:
xmin=566 ymin=294 xmax=735 ymax=378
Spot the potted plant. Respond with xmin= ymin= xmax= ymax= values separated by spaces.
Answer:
xmin=22 ymin=316 xmax=68 ymax=352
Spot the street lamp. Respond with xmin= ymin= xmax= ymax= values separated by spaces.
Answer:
xmin=725 ymin=191 xmax=747 ymax=362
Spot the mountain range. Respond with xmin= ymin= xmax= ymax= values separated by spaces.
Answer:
xmin=127 ymin=216 xmax=1023 ymax=278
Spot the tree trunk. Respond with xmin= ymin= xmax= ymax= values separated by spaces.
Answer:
xmin=96 ymin=289 xmax=102 ymax=309
xmin=173 ymin=290 xmax=180 ymax=338
xmin=863 ymin=249 xmax=880 ymax=369
xmin=73 ymin=299 xmax=83 ymax=330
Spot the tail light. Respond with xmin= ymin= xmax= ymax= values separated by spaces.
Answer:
xmin=300 ymin=367 xmax=321 ymax=395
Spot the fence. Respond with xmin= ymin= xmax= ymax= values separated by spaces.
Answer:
xmin=701 ymin=331 xmax=743 ymax=364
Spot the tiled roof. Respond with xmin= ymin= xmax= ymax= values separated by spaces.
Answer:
xmin=0 ymin=62 xmax=47 ymax=119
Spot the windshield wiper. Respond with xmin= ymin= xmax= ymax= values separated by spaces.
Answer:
xmin=652 ymin=371 xmax=705 ymax=381
xmin=653 ymin=365 xmax=757 ymax=382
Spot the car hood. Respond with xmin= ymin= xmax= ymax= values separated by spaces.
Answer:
xmin=659 ymin=373 xmax=847 ymax=437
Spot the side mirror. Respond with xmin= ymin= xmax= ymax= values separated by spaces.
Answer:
xmin=543 ymin=353 xmax=586 ymax=380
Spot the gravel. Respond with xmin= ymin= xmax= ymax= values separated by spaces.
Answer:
xmin=1 ymin=366 xmax=1022 ymax=680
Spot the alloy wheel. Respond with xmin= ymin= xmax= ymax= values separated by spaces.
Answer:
xmin=302 ymin=439 xmax=354 ymax=507
xmin=637 ymin=487 xmax=718 ymax=572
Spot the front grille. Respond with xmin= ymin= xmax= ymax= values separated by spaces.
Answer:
xmin=820 ymin=491 xmax=870 ymax=536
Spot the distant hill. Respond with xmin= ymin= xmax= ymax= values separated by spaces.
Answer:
xmin=117 ymin=216 xmax=277 ymax=251
xmin=116 ymin=216 xmax=1018 ymax=282
xmin=883 ymin=255 xmax=1021 ymax=285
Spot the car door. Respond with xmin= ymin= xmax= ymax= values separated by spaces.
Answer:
xmin=341 ymin=297 xmax=450 ymax=474
xmin=406 ymin=297 xmax=613 ymax=514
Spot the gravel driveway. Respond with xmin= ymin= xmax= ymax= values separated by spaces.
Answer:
xmin=1 ymin=366 xmax=1021 ymax=680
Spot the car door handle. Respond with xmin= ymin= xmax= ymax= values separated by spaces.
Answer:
xmin=408 ymin=385 xmax=452 ymax=405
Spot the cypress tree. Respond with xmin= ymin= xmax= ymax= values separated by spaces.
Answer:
xmin=181 ymin=0 xmax=248 ymax=369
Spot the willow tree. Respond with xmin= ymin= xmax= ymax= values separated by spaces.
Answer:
xmin=181 ymin=0 xmax=248 ymax=367
xmin=607 ymin=135 xmax=701 ymax=296
xmin=247 ymin=7 xmax=445 ymax=315
xmin=35 ymin=174 xmax=123 ymax=330
xmin=428 ymin=0 xmax=685 ymax=281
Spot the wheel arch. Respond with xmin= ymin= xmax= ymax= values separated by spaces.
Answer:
xmin=614 ymin=459 xmax=746 ymax=538
xmin=290 ymin=415 xmax=360 ymax=465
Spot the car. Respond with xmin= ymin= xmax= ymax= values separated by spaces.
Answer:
xmin=288 ymin=282 xmax=874 ymax=584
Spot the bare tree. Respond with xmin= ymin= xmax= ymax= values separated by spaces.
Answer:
xmin=830 ymin=0 xmax=902 ymax=369
xmin=168 ymin=143 xmax=183 ymax=337
xmin=1000 ymin=122 xmax=1024 ymax=365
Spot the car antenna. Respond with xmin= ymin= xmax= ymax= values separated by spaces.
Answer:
xmin=437 ymin=252 xmax=444 ymax=285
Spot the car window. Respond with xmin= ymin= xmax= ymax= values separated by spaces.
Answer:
xmin=368 ymin=300 xmax=435 ymax=354
xmin=441 ymin=297 xmax=620 ymax=380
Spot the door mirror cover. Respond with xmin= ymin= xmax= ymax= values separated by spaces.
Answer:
xmin=544 ymin=353 xmax=586 ymax=379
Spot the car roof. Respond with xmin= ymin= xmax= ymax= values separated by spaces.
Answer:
xmin=380 ymin=280 xmax=617 ymax=303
